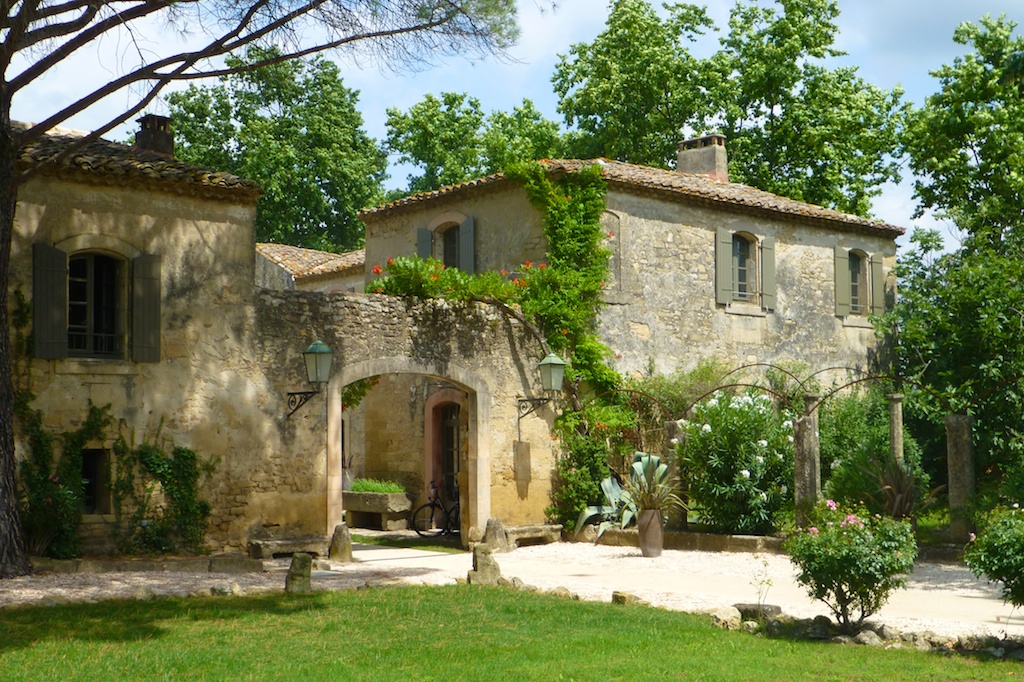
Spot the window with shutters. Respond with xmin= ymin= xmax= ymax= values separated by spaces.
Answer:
xmin=68 ymin=253 xmax=123 ymax=357
xmin=732 ymin=233 xmax=757 ymax=303
xmin=417 ymin=214 xmax=476 ymax=273
xmin=441 ymin=224 xmax=460 ymax=269
xmin=715 ymin=228 xmax=776 ymax=312
xmin=33 ymin=242 xmax=161 ymax=362
xmin=834 ymin=246 xmax=884 ymax=319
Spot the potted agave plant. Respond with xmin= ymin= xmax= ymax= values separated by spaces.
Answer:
xmin=623 ymin=452 xmax=683 ymax=558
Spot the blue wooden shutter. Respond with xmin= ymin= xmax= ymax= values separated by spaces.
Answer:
xmin=416 ymin=228 xmax=432 ymax=259
xmin=32 ymin=243 xmax=67 ymax=359
xmin=715 ymin=227 xmax=732 ymax=305
xmin=760 ymin=236 xmax=776 ymax=312
xmin=834 ymin=245 xmax=851 ymax=317
xmin=458 ymin=216 xmax=475 ymax=273
xmin=132 ymin=254 xmax=161 ymax=362
xmin=870 ymin=253 xmax=885 ymax=315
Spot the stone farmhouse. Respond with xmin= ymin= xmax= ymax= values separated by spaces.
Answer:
xmin=350 ymin=136 xmax=904 ymax=519
xmin=10 ymin=121 xmax=902 ymax=554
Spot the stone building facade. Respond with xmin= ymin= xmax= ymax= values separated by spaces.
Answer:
xmin=10 ymin=123 xmax=552 ymax=552
xmin=360 ymin=151 xmax=902 ymax=379
xmin=352 ymin=146 xmax=903 ymax=526
xmin=10 ymin=126 xmax=903 ymax=554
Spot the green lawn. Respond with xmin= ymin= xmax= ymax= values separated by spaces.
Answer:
xmin=1 ymin=585 xmax=1019 ymax=681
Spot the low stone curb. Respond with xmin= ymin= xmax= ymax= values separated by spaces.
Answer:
xmin=30 ymin=554 xmax=265 ymax=575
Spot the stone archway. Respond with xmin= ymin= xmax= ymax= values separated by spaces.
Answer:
xmin=327 ymin=356 xmax=492 ymax=539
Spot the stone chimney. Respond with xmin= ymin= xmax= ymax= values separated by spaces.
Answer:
xmin=135 ymin=114 xmax=174 ymax=157
xmin=677 ymin=134 xmax=728 ymax=182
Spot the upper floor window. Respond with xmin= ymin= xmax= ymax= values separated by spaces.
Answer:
xmin=417 ymin=215 xmax=476 ymax=273
xmin=835 ymin=246 xmax=884 ymax=318
xmin=441 ymin=224 xmax=460 ymax=270
xmin=68 ymin=253 xmax=123 ymax=357
xmin=732 ymin=233 xmax=757 ymax=303
xmin=33 ymin=242 xmax=161 ymax=362
xmin=716 ymin=228 xmax=776 ymax=311
xmin=848 ymin=251 xmax=867 ymax=315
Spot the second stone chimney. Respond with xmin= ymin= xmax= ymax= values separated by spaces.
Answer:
xmin=135 ymin=114 xmax=174 ymax=157
xmin=677 ymin=134 xmax=728 ymax=182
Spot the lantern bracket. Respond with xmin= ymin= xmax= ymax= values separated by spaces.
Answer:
xmin=287 ymin=389 xmax=320 ymax=417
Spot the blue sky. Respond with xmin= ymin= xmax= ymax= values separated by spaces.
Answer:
xmin=12 ymin=0 xmax=1022 ymax=244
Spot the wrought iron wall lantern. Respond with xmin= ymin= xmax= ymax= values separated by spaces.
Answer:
xmin=517 ymin=353 xmax=567 ymax=420
xmin=286 ymin=340 xmax=333 ymax=417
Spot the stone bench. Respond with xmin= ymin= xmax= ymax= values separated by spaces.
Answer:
xmin=505 ymin=524 xmax=563 ymax=547
xmin=247 ymin=537 xmax=328 ymax=560
xmin=343 ymin=491 xmax=412 ymax=531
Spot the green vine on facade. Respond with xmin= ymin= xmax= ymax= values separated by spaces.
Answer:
xmin=112 ymin=428 xmax=215 ymax=554
xmin=16 ymin=400 xmax=112 ymax=558
xmin=11 ymin=284 xmax=214 ymax=556
xmin=367 ymin=161 xmax=630 ymax=529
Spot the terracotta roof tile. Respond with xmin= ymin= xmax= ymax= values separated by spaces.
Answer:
xmin=359 ymin=159 xmax=904 ymax=237
xmin=256 ymin=243 xmax=364 ymax=281
xmin=17 ymin=127 xmax=262 ymax=202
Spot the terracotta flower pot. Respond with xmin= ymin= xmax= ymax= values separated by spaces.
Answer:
xmin=637 ymin=508 xmax=664 ymax=558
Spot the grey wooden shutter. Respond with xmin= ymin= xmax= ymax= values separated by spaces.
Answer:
xmin=870 ymin=253 xmax=886 ymax=315
xmin=416 ymin=228 xmax=432 ymax=259
xmin=458 ymin=216 xmax=476 ymax=273
xmin=32 ymin=243 xmax=67 ymax=359
xmin=760 ymin=236 xmax=776 ymax=312
xmin=715 ymin=227 xmax=732 ymax=305
xmin=834 ymin=245 xmax=851 ymax=317
xmin=132 ymin=254 xmax=161 ymax=363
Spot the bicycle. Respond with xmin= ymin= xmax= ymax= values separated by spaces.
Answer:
xmin=411 ymin=480 xmax=460 ymax=537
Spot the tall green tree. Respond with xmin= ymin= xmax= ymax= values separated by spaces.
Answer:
xmin=879 ymin=230 xmax=1024 ymax=502
xmin=386 ymin=92 xmax=487 ymax=194
xmin=169 ymin=48 xmax=387 ymax=252
xmin=386 ymin=94 xmax=563 ymax=194
xmin=0 ymin=0 xmax=521 ymax=578
xmin=553 ymin=0 xmax=905 ymax=216
xmin=902 ymin=15 xmax=1024 ymax=251
xmin=553 ymin=0 xmax=715 ymax=166
xmin=884 ymin=16 xmax=1024 ymax=503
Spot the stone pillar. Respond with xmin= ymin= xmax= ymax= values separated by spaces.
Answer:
xmin=946 ymin=413 xmax=976 ymax=543
xmin=793 ymin=393 xmax=821 ymax=528
xmin=665 ymin=419 xmax=687 ymax=530
xmin=329 ymin=523 xmax=353 ymax=563
xmin=285 ymin=552 xmax=312 ymax=594
xmin=888 ymin=394 xmax=904 ymax=464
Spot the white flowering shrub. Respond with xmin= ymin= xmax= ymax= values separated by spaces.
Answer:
xmin=675 ymin=390 xmax=794 ymax=534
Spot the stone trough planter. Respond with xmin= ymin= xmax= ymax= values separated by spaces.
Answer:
xmin=344 ymin=492 xmax=412 ymax=530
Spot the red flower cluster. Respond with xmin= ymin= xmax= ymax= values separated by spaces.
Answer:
xmin=387 ymin=257 xmax=395 ymax=265
xmin=372 ymin=264 xmax=383 ymax=275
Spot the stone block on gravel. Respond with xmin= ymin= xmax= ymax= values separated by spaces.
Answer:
xmin=163 ymin=559 xmax=212 ymax=573
xmin=285 ymin=553 xmax=312 ymax=594
xmin=209 ymin=555 xmax=264 ymax=574
xmin=710 ymin=606 xmax=742 ymax=631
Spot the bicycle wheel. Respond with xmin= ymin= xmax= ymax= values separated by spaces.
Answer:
xmin=447 ymin=504 xmax=461 ymax=535
xmin=411 ymin=503 xmax=446 ymax=537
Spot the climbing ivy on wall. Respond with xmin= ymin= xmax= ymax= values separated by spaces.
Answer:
xmin=111 ymin=429 xmax=216 ymax=554
xmin=368 ymin=160 xmax=620 ymax=396
xmin=16 ymin=399 xmax=112 ymax=558
xmin=367 ymin=161 xmax=629 ymax=529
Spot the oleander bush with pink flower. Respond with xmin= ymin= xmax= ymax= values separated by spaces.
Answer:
xmin=964 ymin=503 xmax=1024 ymax=608
xmin=785 ymin=499 xmax=917 ymax=633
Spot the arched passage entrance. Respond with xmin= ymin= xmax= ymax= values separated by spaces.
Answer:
xmin=327 ymin=357 xmax=492 ymax=540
